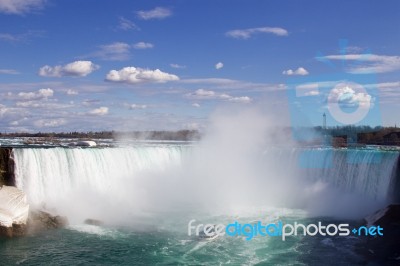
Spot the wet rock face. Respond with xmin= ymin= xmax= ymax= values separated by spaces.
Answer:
xmin=0 ymin=223 xmax=27 ymax=237
xmin=0 ymin=210 xmax=69 ymax=238
xmin=27 ymin=210 xmax=68 ymax=233
xmin=0 ymin=148 xmax=15 ymax=187
xmin=0 ymin=219 xmax=28 ymax=238
xmin=356 ymin=204 xmax=400 ymax=264
xmin=0 ymin=185 xmax=68 ymax=238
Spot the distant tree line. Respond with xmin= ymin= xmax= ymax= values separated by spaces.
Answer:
xmin=0 ymin=126 xmax=399 ymax=145
xmin=314 ymin=125 xmax=400 ymax=146
xmin=0 ymin=130 xmax=201 ymax=141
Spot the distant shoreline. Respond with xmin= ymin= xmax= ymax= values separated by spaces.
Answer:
xmin=0 ymin=125 xmax=399 ymax=146
xmin=0 ymin=130 xmax=201 ymax=141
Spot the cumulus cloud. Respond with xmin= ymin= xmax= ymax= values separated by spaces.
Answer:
xmin=317 ymin=54 xmax=400 ymax=74
xmin=170 ymin=63 xmax=186 ymax=69
xmin=12 ymin=88 xmax=67 ymax=109
xmin=133 ymin=42 xmax=154 ymax=49
xmin=39 ymin=61 xmax=99 ymax=77
xmin=88 ymin=107 xmax=109 ymax=116
xmin=0 ymin=69 xmax=19 ymax=75
xmin=282 ymin=67 xmax=309 ymax=76
xmin=186 ymin=89 xmax=252 ymax=103
xmin=18 ymin=88 xmax=53 ymax=100
xmin=105 ymin=66 xmax=179 ymax=84
xmin=328 ymin=85 xmax=371 ymax=108
xmin=0 ymin=0 xmax=46 ymax=15
xmin=118 ymin=17 xmax=139 ymax=31
xmin=136 ymin=7 xmax=172 ymax=20
xmin=192 ymin=103 xmax=200 ymax=108
xmin=215 ymin=62 xmax=224 ymax=70
xmin=226 ymin=26 xmax=288 ymax=39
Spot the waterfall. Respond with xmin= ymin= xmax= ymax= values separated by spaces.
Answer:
xmin=11 ymin=146 xmax=400 ymax=218
xmin=292 ymin=148 xmax=399 ymax=201
xmin=13 ymin=146 xmax=186 ymax=206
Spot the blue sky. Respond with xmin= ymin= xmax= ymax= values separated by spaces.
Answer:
xmin=0 ymin=0 xmax=399 ymax=132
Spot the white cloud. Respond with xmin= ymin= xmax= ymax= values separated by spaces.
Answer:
xmin=18 ymin=88 xmax=53 ymax=100
xmin=88 ymin=107 xmax=109 ymax=116
xmin=13 ymin=88 xmax=68 ymax=109
xmin=118 ymin=17 xmax=139 ymax=31
xmin=105 ymin=66 xmax=179 ymax=84
xmin=91 ymin=42 xmax=153 ymax=61
xmin=295 ymin=83 xmax=320 ymax=97
xmin=93 ymin=42 xmax=131 ymax=61
xmin=228 ymin=96 xmax=252 ymax=103
xmin=186 ymin=89 xmax=252 ymax=103
xmin=192 ymin=103 xmax=200 ymax=108
xmin=39 ymin=61 xmax=99 ymax=77
xmin=0 ymin=69 xmax=19 ymax=75
xmin=66 ymin=89 xmax=78 ymax=95
xmin=226 ymin=26 xmax=288 ymax=39
xmin=33 ymin=118 xmax=66 ymax=128
xmin=15 ymin=101 xmax=66 ymax=108
xmin=0 ymin=0 xmax=46 ymax=15
xmin=170 ymin=63 xmax=186 ymax=69
xmin=191 ymin=89 xmax=216 ymax=98
xmin=282 ymin=67 xmax=309 ymax=76
xmin=317 ymin=54 xmax=400 ymax=74
xmin=136 ymin=7 xmax=172 ymax=20
xmin=133 ymin=42 xmax=154 ymax=49
xmin=129 ymin=104 xmax=147 ymax=109
xmin=215 ymin=62 xmax=224 ymax=70
xmin=328 ymin=85 xmax=371 ymax=108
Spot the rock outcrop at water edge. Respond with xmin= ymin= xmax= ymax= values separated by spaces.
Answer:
xmin=0 ymin=185 xmax=29 ymax=237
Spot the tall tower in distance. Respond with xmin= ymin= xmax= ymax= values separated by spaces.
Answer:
xmin=323 ymin=113 xmax=326 ymax=129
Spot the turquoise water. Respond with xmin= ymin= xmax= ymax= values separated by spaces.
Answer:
xmin=0 ymin=210 xmax=364 ymax=265
xmin=2 ymin=145 xmax=398 ymax=265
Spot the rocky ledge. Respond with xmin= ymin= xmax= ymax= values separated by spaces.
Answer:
xmin=0 ymin=185 xmax=29 ymax=237
xmin=356 ymin=204 xmax=400 ymax=264
xmin=27 ymin=210 xmax=68 ymax=233
xmin=0 ymin=185 xmax=68 ymax=238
